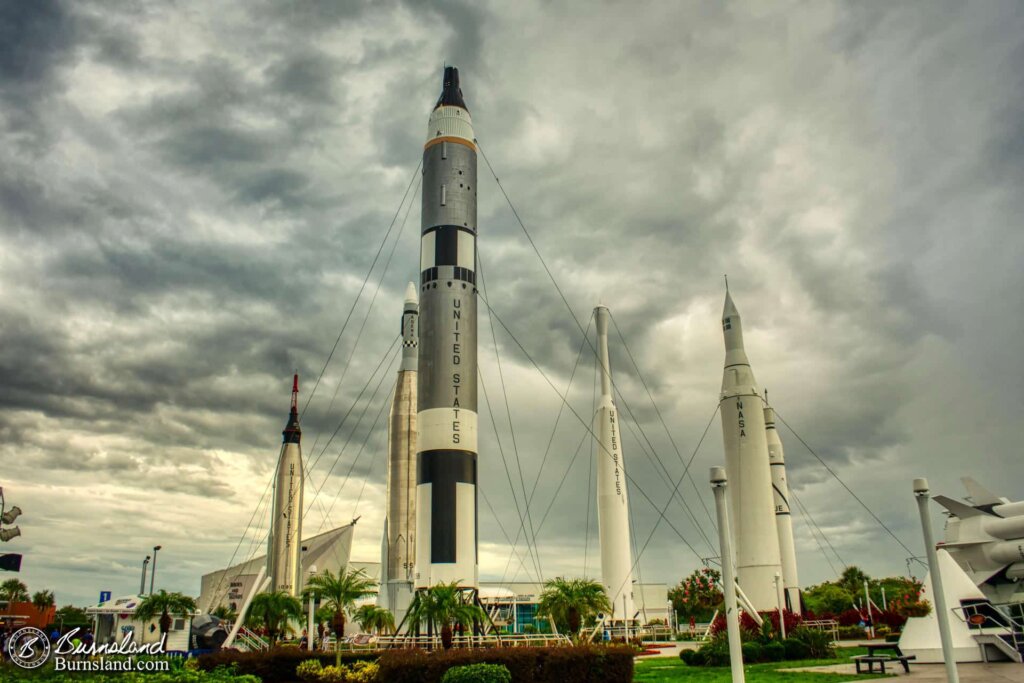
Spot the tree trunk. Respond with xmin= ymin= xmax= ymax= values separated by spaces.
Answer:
xmin=333 ymin=611 xmax=346 ymax=639
xmin=441 ymin=623 xmax=453 ymax=650
xmin=159 ymin=610 xmax=172 ymax=636
xmin=569 ymin=608 xmax=581 ymax=635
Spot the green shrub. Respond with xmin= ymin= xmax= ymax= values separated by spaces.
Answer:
xmin=741 ymin=641 xmax=763 ymax=663
xmin=762 ymin=641 xmax=785 ymax=662
xmin=678 ymin=649 xmax=697 ymax=665
xmin=695 ymin=639 xmax=730 ymax=667
xmin=782 ymin=637 xmax=811 ymax=660
xmin=441 ymin=663 xmax=513 ymax=683
xmin=791 ymin=627 xmax=836 ymax=659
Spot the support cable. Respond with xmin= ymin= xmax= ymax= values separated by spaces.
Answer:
xmin=774 ymin=410 xmax=916 ymax=559
xmin=301 ymin=161 xmax=421 ymax=418
xmin=306 ymin=174 xmax=421 ymax=459
xmin=478 ymin=253 xmax=545 ymax=584
xmin=609 ymin=312 xmax=719 ymax=533
xmin=791 ymin=489 xmax=841 ymax=575
xmin=351 ymin=383 xmax=398 ymax=520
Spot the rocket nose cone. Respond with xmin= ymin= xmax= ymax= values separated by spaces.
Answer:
xmin=404 ymin=281 xmax=418 ymax=305
xmin=435 ymin=65 xmax=468 ymax=111
xmin=723 ymin=290 xmax=739 ymax=320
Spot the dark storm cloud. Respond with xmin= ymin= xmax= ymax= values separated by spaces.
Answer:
xmin=1 ymin=0 xmax=1022 ymax=606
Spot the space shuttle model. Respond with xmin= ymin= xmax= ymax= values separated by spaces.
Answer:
xmin=380 ymin=284 xmax=419 ymax=615
xmin=268 ymin=374 xmax=304 ymax=595
xmin=936 ymin=478 xmax=1024 ymax=603
xmin=718 ymin=289 xmax=783 ymax=611
xmin=414 ymin=66 xmax=480 ymax=589
xmin=593 ymin=305 xmax=636 ymax=623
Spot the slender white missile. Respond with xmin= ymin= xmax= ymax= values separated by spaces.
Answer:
xmin=414 ymin=67 xmax=479 ymax=589
xmin=718 ymin=290 xmax=782 ymax=611
xmin=594 ymin=306 xmax=636 ymax=623
xmin=268 ymin=374 xmax=304 ymax=595
xmin=381 ymin=284 xmax=419 ymax=612
xmin=764 ymin=405 xmax=800 ymax=614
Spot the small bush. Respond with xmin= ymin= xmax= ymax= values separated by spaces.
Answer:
xmin=696 ymin=639 xmax=730 ymax=667
xmin=791 ymin=627 xmax=836 ymax=659
xmin=678 ymin=649 xmax=697 ymax=665
xmin=441 ymin=663 xmax=513 ymax=683
xmin=782 ymin=637 xmax=811 ymax=660
xmin=837 ymin=625 xmax=866 ymax=640
xmin=294 ymin=658 xmax=380 ymax=683
xmin=762 ymin=641 xmax=785 ymax=662
xmin=741 ymin=641 xmax=763 ymax=663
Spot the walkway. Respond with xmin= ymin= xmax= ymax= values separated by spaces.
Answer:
xmin=782 ymin=662 xmax=1024 ymax=682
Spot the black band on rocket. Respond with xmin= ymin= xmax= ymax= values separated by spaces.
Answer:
xmin=418 ymin=449 xmax=477 ymax=563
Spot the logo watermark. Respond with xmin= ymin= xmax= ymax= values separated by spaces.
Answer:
xmin=7 ymin=627 xmax=51 ymax=669
xmin=6 ymin=626 xmax=171 ymax=672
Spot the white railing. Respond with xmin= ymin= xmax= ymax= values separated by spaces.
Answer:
xmin=375 ymin=633 xmax=572 ymax=649
xmin=802 ymin=619 xmax=839 ymax=642
xmin=235 ymin=627 xmax=269 ymax=652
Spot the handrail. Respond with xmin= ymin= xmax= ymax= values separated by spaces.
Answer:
xmin=376 ymin=633 xmax=572 ymax=649
xmin=802 ymin=619 xmax=840 ymax=642
xmin=953 ymin=603 xmax=1021 ymax=656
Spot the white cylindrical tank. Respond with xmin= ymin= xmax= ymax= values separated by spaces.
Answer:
xmin=594 ymin=306 xmax=636 ymax=623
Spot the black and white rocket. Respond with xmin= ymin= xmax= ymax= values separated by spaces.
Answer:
xmin=381 ymin=283 xmax=419 ymax=613
xmin=414 ymin=67 xmax=479 ymax=589
xmin=719 ymin=290 xmax=782 ymax=611
xmin=268 ymin=374 xmax=304 ymax=596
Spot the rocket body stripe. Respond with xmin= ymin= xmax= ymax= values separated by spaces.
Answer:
xmin=415 ymin=67 xmax=479 ymax=589
xmin=594 ymin=306 xmax=636 ymax=622
xmin=269 ymin=376 xmax=304 ymax=596
xmin=765 ymin=407 xmax=801 ymax=613
xmin=718 ymin=292 xmax=783 ymax=611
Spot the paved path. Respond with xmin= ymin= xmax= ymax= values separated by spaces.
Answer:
xmin=783 ymin=662 xmax=1024 ymax=681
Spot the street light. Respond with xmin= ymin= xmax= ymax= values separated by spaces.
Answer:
xmin=140 ymin=555 xmax=151 ymax=595
xmin=150 ymin=545 xmax=162 ymax=595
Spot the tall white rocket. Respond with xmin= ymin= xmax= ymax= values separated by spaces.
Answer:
xmin=268 ymin=374 xmax=304 ymax=596
xmin=764 ymin=405 xmax=801 ymax=614
xmin=381 ymin=283 xmax=419 ymax=613
xmin=594 ymin=305 xmax=636 ymax=622
xmin=718 ymin=290 xmax=782 ymax=611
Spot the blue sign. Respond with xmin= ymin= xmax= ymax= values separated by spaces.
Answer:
xmin=99 ymin=591 xmax=112 ymax=603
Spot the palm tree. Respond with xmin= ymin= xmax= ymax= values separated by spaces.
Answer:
xmin=134 ymin=590 xmax=197 ymax=640
xmin=407 ymin=582 xmax=487 ymax=650
xmin=538 ymin=577 xmax=612 ymax=636
xmin=303 ymin=567 xmax=377 ymax=642
xmin=353 ymin=604 xmax=395 ymax=635
xmin=1 ymin=579 xmax=29 ymax=603
xmin=248 ymin=591 xmax=303 ymax=646
xmin=210 ymin=605 xmax=236 ymax=622
xmin=31 ymin=590 xmax=55 ymax=615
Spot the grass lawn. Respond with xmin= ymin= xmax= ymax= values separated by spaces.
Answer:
xmin=634 ymin=647 xmax=891 ymax=682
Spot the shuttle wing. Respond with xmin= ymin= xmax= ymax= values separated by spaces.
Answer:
xmin=934 ymin=495 xmax=995 ymax=519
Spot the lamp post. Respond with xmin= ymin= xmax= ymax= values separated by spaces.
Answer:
xmin=914 ymin=478 xmax=959 ymax=683
xmin=711 ymin=466 xmax=745 ymax=683
xmin=150 ymin=545 xmax=162 ymax=595
xmin=774 ymin=572 xmax=786 ymax=640
xmin=139 ymin=555 xmax=151 ymax=595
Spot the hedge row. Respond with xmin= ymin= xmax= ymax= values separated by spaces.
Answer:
xmin=196 ymin=646 xmax=634 ymax=683
xmin=377 ymin=646 xmax=634 ymax=683
xmin=196 ymin=648 xmax=378 ymax=682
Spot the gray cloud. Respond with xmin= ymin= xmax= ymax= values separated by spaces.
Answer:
xmin=1 ymin=0 xmax=1022 ymax=606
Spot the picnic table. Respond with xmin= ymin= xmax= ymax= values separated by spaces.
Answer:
xmin=853 ymin=642 xmax=916 ymax=674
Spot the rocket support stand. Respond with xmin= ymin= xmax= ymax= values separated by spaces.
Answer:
xmin=914 ymin=478 xmax=959 ymax=683
xmin=224 ymin=566 xmax=270 ymax=649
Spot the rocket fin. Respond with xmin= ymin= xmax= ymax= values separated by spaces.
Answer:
xmin=961 ymin=477 xmax=1007 ymax=506
xmin=933 ymin=495 xmax=995 ymax=519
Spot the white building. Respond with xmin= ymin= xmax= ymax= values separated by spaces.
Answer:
xmin=86 ymin=594 xmax=194 ymax=653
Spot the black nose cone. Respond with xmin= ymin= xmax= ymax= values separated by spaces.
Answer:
xmin=435 ymin=66 xmax=468 ymax=111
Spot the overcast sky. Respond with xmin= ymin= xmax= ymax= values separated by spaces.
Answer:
xmin=2 ymin=0 xmax=1023 ymax=608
